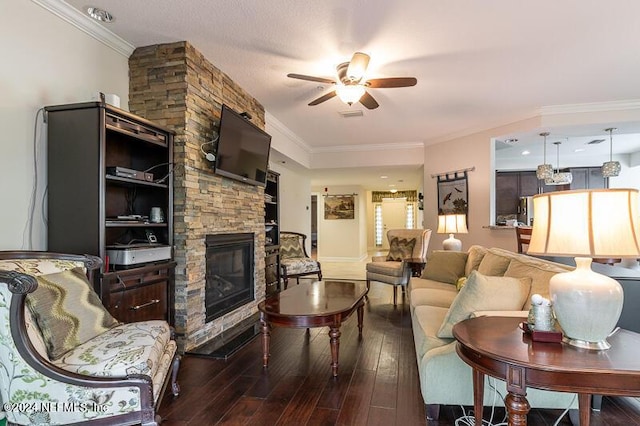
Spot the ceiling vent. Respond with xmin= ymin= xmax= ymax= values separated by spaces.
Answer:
xmin=587 ymin=139 xmax=606 ymax=145
xmin=338 ymin=110 xmax=364 ymax=118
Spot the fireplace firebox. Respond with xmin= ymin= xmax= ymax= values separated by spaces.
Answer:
xmin=205 ymin=233 xmax=255 ymax=323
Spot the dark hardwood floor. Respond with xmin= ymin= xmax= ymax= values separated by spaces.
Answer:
xmin=158 ymin=281 xmax=640 ymax=425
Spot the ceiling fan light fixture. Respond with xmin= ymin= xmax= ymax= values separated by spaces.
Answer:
xmin=346 ymin=52 xmax=370 ymax=82
xmin=336 ymin=84 xmax=365 ymax=105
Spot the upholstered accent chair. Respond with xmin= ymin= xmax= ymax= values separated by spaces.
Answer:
xmin=0 ymin=251 xmax=180 ymax=426
xmin=366 ymin=229 xmax=432 ymax=305
xmin=280 ymin=232 xmax=322 ymax=289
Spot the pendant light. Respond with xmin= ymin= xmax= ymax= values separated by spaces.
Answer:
xmin=536 ymin=132 xmax=553 ymax=179
xmin=601 ymin=127 xmax=621 ymax=178
xmin=545 ymin=140 xmax=573 ymax=185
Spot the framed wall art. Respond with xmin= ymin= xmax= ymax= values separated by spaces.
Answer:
xmin=324 ymin=195 xmax=355 ymax=220
xmin=437 ymin=172 xmax=468 ymax=215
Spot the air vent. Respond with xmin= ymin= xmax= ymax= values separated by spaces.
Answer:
xmin=587 ymin=139 xmax=606 ymax=145
xmin=338 ymin=110 xmax=364 ymax=118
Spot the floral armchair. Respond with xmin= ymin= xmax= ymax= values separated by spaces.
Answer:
xmin=279 ymin=232 xmax=322 ymax=289
xmin=0 ymin=251 xmax=180 ymax=425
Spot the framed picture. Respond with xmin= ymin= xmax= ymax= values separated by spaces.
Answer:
xmin=324 ymin=195 xmax=355 ymax=220
xmin=437 ymin=173 xmax=468 ymax=215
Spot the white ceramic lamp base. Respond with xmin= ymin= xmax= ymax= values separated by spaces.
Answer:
xmin=550 ymin=257 xmax=623 ymax=350
xmin=442 ymin=234 xmax=462 ymax=251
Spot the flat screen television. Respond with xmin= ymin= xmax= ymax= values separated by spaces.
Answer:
xmin=214 ymin=105 xmax=272 ymax=187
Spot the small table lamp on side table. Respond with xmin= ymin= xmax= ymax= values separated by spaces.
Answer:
xmin=527 ymin=188 xmax=640 ymax=350
xmin=437 ymin=214 xmax=468 ymax=251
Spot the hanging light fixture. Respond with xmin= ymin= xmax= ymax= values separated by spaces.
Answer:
xmin=545 ymin=140 xmax=573 ymax=185
xmin=536 ymin=132 xmax=553 ymax=179
xmin=602 ymin=127 xmax=621 ymax=178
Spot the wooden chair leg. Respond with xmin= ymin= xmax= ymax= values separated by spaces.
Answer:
xmin=393 ymin=286 xmax=397 ymax=306
xmin=426 ymin=404 xmax=440 ymax=421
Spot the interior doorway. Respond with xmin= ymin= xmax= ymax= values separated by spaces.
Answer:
xmin=379 ymin=198 xmax=412 ymax=249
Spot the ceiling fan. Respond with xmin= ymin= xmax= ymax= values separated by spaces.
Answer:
xmin=287 ymin=52 xmax=417 ymax=110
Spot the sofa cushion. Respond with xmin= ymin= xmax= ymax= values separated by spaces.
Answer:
xmin=421 ymin=251 xmax=468 ymax=284
xmin=477 ymin=251 xmax=511 ymax=276
xmin=26 ymin=268 xmax=120 ymax=360
xmin=437 ymin=271 xmax=532 ymax=338
xmin=465 ymin=245 xmax=487 ymax=276
xmin=503 ymin=256 xmax=573 ymax=308
xmin=281 ymin=258 xmax=320 ymax=275
xmin=410 ymin=288 xmax=458 ymax=309
xmin=412 ymin=305 xmax=453 ymax=358
xmin=386 ymin=237 xmax=416 ymax=261
xmin=409 ymin=277 xmax=456 ymax=292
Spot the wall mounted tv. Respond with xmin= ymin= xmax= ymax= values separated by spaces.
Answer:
xmin=213 ymin=104 xmax=272 ymax=187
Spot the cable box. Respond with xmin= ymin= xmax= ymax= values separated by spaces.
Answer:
xmin=106 ymin=166 xmax=154 ymax=182
xmin=106 ymin=244 xmax=171 ymax=266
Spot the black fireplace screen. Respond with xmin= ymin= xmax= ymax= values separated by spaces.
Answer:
xmin=205 ymin=233 xmax=254 ymax=323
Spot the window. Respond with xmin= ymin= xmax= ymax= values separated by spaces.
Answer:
xmin=406 ymin=203 xmax=415 ymax=229
xmin=374 ymin=203 xmax=383 ymax=246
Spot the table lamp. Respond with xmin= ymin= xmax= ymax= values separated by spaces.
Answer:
xmin=527 ymin=188 xmax=640 ymax=350
xmin=437 ymin=214 xmax=468 ymax=251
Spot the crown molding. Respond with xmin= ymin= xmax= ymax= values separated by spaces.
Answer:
xmin=539 ymin=99 xmax=640 ymax=115
xmin=32 ymin=0 xmax=134 ymax=58
xmin=265 ymin=111 xmax=313 ymax=154
xmin=311 ymin=141 xmax=424 ymax=154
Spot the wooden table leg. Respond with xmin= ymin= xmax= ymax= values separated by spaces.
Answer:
xmin=472 ymin=368 xmax=485 ymax=426
xmin=357 ymin=303 xmax=364 ymax=335
xmin=329 ymin=326 xmax=341 ymax=377
xmin=260 ymin=312 xmax=270 ymax=368
xmin=578 ymin=393 xmax=592 ymax=426
xmin=505 ymin=392 xmax=530 ymax=426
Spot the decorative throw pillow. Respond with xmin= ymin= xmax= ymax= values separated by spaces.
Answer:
xmin=464 ymin=245 xmax=487 ymax=277
xmin=421 ymin=250 xmax=468 ymax=284
xmin=280 ymin=234 xmax=305 ymax=258
xmin=26 ymin=267 xmax=120 ymax=360
xmin=477 ymin=251 xmax=512 ymax=276
xmin=386 ymin=237 xmax=416 ymax=261
xmin=437 ymin=270 xmax=532 ymax=338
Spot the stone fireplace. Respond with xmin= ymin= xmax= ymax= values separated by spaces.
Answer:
xmin=128 ymin=41 xmax=267 ymax=351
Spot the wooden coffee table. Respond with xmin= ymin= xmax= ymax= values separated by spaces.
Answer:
xmin=258 ymin=280 xmax=368 ymax=377
xmin=453 ymin=316 xmax=640 ymax=426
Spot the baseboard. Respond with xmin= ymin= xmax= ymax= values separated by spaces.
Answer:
xmin=318 ymin=253 xmax=368 ymax=263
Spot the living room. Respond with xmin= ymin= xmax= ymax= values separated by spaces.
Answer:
xmin=2 ymin=1 xmax=640 ymax=425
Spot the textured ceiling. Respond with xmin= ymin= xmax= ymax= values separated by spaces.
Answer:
xmin=64 ymin=0 xmax=640 ymax=186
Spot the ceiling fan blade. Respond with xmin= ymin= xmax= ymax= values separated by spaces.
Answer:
xmin=308 ymin=91 xmax=337 ymax=106
xmin=346 ymin=52 xmax=370 ymax=81
xmin=366 ymin=77 xmax=417 ymax=88
xmin=287 ymin=73 xmax=336 ymax=84
xmin=359 ymin=91 xmax=379 ymax=110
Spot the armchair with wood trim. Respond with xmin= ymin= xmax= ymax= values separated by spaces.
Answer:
xmin=366 ymin=229 xmax=432 ymax=305
xmin=279 ymin=232 xmax=322 ymax=289
xmin=0 ymin=251 xmax=180 ymax=426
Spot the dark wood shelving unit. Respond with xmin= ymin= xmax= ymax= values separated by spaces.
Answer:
xmin=45 ymin=101 xmax=175 ymax=324
xmin=264 ymin=170 xmax=280 ymax=296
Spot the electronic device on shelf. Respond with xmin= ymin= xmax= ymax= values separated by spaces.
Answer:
xmin=106 ymin=244 xmax=171 ymax=266
xmin=106 ymin=166 xmax=154 ymax=182
xmin=213 ymin=104 xmax=272 ymax=187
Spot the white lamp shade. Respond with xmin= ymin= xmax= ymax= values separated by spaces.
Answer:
xmin=528 ymin=188 xmax=640 ymax=258
xmin=437 ymin=214 xmax=468 ymax=234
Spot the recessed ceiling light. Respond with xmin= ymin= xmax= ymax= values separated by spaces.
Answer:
xmin=521 ymin=150 xmax=530 ymax=155
xmin=390 ymin=189 xmax=398 ymax=193
xmin=86 ymin=7 xmax=114 ymax=23
xmin=389 ymin=184 xmax=396 ymax=187
xmin=504 ymin=138 xmax=518 ymax=145
xmin=574 ymin=148 xmax=585 ymax=153
xmin=380 ymin=175 xmax=388 ymax=179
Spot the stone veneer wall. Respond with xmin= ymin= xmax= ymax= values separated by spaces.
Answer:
xmin=128 ymin=41 xmax=266 ymax=351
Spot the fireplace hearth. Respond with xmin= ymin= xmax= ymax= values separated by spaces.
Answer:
xmin=205 ymin=233 xmax=255 ymax=323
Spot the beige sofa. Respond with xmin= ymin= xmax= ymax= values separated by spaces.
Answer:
xmin=409 ymin=246 xmax=579 ymax=421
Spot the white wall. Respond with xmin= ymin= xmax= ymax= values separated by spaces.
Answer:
xmin=0 ymin=1 xmax=129 ymax=250
xmin=314 ymin=185 xmax=368 ymax=262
